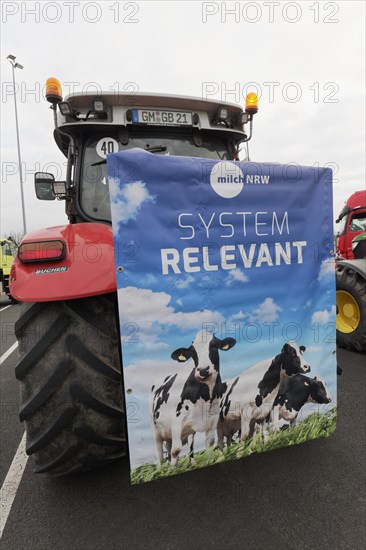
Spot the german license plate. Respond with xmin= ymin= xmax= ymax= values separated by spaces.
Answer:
xmin=131 ymin=109 xmax=192 ymax=126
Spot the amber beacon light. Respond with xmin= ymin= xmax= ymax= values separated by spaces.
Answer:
xmin=46 ymin=77 xmax=63 ymax=104
xmin=245 ymin=93 xmax=258 ymax=115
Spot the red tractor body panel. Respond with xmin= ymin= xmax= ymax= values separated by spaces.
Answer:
xmin=10 ymin=223 xmax=117 ymax=302
xmin=336 ymin=190 xmax=366 ymax=259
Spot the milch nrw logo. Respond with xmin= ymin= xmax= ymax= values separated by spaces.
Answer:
xmin=210 ymin=161 xmax=271 ymax=198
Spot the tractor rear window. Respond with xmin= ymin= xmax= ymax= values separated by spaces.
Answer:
xmin=80 ymin=133 xmax=231 ymax=222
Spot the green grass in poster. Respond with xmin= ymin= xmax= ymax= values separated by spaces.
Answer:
xmin=131 ymin=408 xmax=337 ymax=484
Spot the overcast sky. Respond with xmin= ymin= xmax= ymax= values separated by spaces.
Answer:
xmin=1 ymin=0 xmax=365 ymax=236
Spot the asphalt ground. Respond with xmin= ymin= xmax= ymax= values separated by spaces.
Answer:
xmin=0 ymin=295 xmax=365 ymax=550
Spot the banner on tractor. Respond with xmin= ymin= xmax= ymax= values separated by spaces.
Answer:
xmin=108 ymin=150 xmax=336 ymax=484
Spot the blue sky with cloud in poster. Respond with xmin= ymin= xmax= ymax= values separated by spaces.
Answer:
xmin=108 ymin=149 xmax=337 ymax=468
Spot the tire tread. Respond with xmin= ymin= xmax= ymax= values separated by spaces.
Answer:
xmin=19 ymin=359 xmax=72 ymax=421
xmin=15 ymin=294 xmax=127 ymax=475
xmin=26 ymin=405 xmax=75 ymax=455
xmin=70 ymin=382 xmax=124 ymax=418
xmin=15 ymin=314 xmax=70 ymax=379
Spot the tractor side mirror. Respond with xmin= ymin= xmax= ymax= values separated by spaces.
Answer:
xmin=35 ymin=172 xmax=56 ymax=200
xmin=34 ymin=172 xmax=67 ymax=200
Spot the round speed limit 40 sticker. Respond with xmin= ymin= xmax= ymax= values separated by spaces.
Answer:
xmin=96 ymin=137 xmax=119 ymax=158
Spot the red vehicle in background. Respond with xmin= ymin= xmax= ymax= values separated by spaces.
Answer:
xmin=335 ymin=190 xmax=366 ymax=352
xmin=335 ymin=190 xmax=366 ymax=259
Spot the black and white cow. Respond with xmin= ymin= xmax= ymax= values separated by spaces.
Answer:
xmin=273 ymin=374 xmax=332 ymax=427
xmin=151 ymin=330 xmax=236 ymax=465
xmin=218 ymin=342 xmax=311 ymax=447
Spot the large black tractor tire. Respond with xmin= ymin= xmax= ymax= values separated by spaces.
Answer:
xmin=336 ymin=266 xmax=366 ymax=352
xmin=3 ymin=275 xmax=18 ymax=303
xmin=8 ymin=292 xmax=18 ymax=304
xmin=15 ymin=294 xmax=127 ymax=475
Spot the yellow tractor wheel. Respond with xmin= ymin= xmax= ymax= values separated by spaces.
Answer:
xmin=336 ymin=266 xmax=366 ymax=351
xmin=336 ymin=290 xmax=360 ymax=334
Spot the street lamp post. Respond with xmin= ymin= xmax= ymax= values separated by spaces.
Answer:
xmin=6 ymin=54 xmax=27 ymax=235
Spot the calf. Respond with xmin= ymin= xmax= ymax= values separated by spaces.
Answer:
xmin=218 ymin=342 xmax=311 ymax=447
xmin=273 ymin=374 xmax=332 ymax=427
xmin=151 ymin=330 xmax=236 ymax=465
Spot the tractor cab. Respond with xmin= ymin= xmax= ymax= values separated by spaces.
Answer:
xmin=36 ymin=79 xmax=258 ymax=225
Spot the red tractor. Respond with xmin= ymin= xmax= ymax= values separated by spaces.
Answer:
xmin=10 ymin=79 xmax=258 ymax=475
xmin=335 ymin=191 xmax=366 ymax=351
